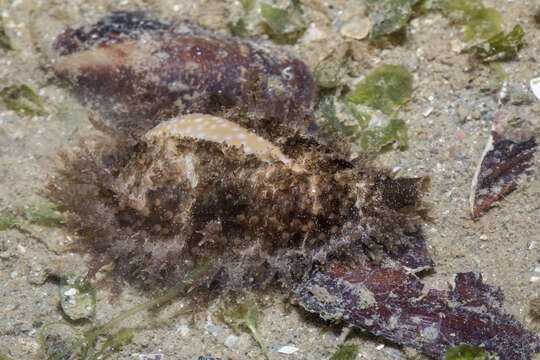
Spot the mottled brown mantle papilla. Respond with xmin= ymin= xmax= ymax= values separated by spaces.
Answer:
xmin=49 ymin=116 xmax=427 ymax=293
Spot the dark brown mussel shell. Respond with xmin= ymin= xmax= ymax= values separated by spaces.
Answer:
xmin=52 ymin=11 xmax=317 ymax=137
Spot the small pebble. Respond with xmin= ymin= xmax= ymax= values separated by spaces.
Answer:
xmin=340 ymin=17 xmax=370 ymax=40
xmin=224 ymin=334 xmax=240 ymax=349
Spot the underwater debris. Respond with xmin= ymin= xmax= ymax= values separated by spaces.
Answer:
xmin=41 ymin=265 xmax=210 ymax=360
xmin=297 ymin=254 xmax=540 ymax=359
xmin=340 ymin=17 xmax=371 ymax=41
xmin=465 ymin=25 xmax=525 ymax=62
xmin=59 ymin=274 xmax=96 ymax=321
xmin=222 ymin=300 xmax=269 ymax=359
xmin=52 ymin=11 xmax=316 ymax=138
xmin=317 ymin=95 xmax=360 ymax=138
xmin=317 ymin=95 xmax=409 ymax=152
xmin=441 ymin=0 xmax=502 ymax=41
xmin=432 ymin=0 xmax=524 ymax=62
xmin=470 ymin=108 xmax=537 ymax=218
xmin=0 ymin=84 xmax=47 ymax=116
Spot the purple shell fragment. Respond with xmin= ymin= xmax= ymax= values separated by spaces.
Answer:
xmin=297 ymin=255 xmax=540 ymax=359
xmin=470 ymin=108 xmax=537 ymax=218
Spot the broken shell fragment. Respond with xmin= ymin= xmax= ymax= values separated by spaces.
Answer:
xmin=530 ymin=77 xmax=540 ymax=100
xmin=297 ymin=257 xmax=540 ymax=359
xmin=52 ymin=11 xmax=317 ymax=137
xmin=470 ymin=108 xmax=537 ymax=218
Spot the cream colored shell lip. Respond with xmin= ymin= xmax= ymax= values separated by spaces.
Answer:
xmin=54 ymin=43 xmax=152 ymax=73
xmin=143 ymin=114 xmax=291 ymax=164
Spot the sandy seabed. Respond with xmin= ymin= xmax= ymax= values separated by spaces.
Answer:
xmin=0 ymin=0 xmax=538 ymax=359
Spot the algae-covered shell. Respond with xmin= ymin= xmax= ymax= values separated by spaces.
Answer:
xmin=52 ymin=12 xmax=317 ymax=137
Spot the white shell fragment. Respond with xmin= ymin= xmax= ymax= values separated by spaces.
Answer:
xmin=530 ymin=77 xmax=540 ymax=100
xmin=277 ymin=345 xmax=299 ymax=354
xmin=531 ymin=266 xmax=540 ymax=283
xmin=423 ymin=106 xmax=434 ymax=117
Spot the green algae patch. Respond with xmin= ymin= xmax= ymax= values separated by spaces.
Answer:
xmin=462 ymin=7 xmax=502 ymax=41
xmin=240 ymin=0 xmax=256 ymax=13
xmin=317 ymin=96 xmax=408 ymax=152
xmin=229 ymin=0 xmax=254 ymax=36
xmin=229 ymin=0 xmax=307 ymax=43
xmin=0 ymin=84 xmax=47 ymax=116
xmin=23 ymin=202 xmax=64 ymax=227
xmin=444 ymin=0 xmax=503 ymax=41
xmin=465 ymin=25 xmax=524 ymax=62
xmin=229 ymin=18 xmax=249 ymax=36
xmin=346 ymin=65 xmax=413 ymax=115
xmin=223 ymin=300 xmax=269 ymax=359
xmin=329 ymin=345 xmax=359 ymax=360
xmin=439 ymin=0 xmax=524 ymax=62
xmin=317 ymin=95 xmax=359 ymax=138
xmin=0 ymin=214 xmax=19 ymax=230
xmin=261 ymin=0 xmax=307 ymax=43
xmin=360 ymin=118 xmax=408 ymax=150
xmin=367 ymin=0 xmax=422 ymax=38
xmin=445 ymin=344 xmax=490 ymax=360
